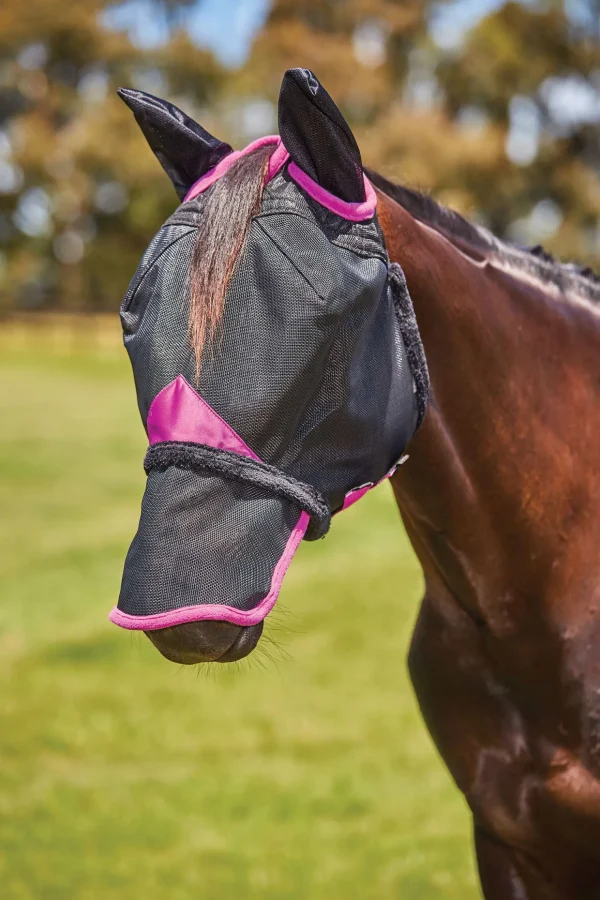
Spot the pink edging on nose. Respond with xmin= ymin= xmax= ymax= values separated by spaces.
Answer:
xmin=108 ymin=510 xmax=310 ymax=630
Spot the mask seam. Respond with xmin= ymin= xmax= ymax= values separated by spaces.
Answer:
xmin=254 ymin=217 xmax=328 ymax=302
xmin=121 ymin=227 xmax=196 ymax=315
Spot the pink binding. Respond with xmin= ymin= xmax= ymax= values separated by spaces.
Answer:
xmin=183 ymin=135 xmax=377 ymax=222
xmin=288 ymin=162 xmax=377 ymax=222
xmin=184 ymin=135 xmax=288 ymax=202
xmin=341 ymin=484 xmax=372 ymax=512
xmin=340 ymin=457 xmax=406 ymax=512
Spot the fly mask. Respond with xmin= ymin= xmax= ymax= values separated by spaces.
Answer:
xmin=111 ymin=68 xmax=429 ymax=632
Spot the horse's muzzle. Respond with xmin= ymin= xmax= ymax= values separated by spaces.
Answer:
xmin=145 ymin=620 xmax=264 ymax=665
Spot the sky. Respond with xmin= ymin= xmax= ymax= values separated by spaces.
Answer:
xmin=102 ymin=0 xmax=600 ymax=144
xmin=103 ymin=0 xmax=271 ymax=66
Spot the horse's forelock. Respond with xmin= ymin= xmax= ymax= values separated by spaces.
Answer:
xmin=189 ymin=145 xmax=275 ymax=381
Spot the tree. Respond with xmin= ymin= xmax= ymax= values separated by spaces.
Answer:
xmin=243 ymin=0 xmax=600 ymax=267
xmin=0 ymin=0 xmax=227 ymax=313
xmin=1 ymin=0 xmax=599 ymax=314
xmin=437 ymin=1 xmax=600 ymax=258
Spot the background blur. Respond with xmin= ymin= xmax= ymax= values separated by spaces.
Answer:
xmin=1 ymin=0 xmax=599 ymax=313
xmin=1 ymin=1 xmax=599 ymax=897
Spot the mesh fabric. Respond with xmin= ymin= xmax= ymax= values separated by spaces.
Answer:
xmin=116 ymin=154 xmax=425 ymax=626
xmin=121 ymin=469 xmax=299 ymax=615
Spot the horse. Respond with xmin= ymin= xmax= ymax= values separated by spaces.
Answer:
xmin=115 ymin=69 xmax=600 ymax=898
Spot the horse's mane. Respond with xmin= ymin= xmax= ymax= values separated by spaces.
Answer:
xmin=367 ymin=169 xmax=600 ymax=306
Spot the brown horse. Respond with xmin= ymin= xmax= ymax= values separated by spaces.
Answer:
xmin=118 ymin=75 xmax=600 ymax=897
xmin=147 ymin=168 xmax=600 ymax=897
xmin=373 ymin=178 xmax=600 ymax=898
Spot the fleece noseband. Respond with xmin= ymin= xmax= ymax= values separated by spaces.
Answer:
xmin=144 ymin=441 xmax=332 ymax=541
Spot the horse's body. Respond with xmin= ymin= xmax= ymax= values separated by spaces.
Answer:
xmin=376 ymin=185 xmax=600 ymax=897
xmin=116 ymin=70 xmax=600 ymax=898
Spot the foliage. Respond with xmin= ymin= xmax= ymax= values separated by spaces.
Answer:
xmin=437 ymin=2 xmax=600 ymax=242
xmin=0 ymin=0 xmax=227 ymax=312
xmin=0 ymin=0 xmax=599 ymax=313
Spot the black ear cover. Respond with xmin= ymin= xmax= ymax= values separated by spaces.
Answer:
xmin=278 ymin=68 xmax=366 ymax=203
xmin=118 ymin=88 xmax=232 ymax=200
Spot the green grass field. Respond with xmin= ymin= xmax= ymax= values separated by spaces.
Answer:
xmin=0 ymin=338 xmax=479 ymax=899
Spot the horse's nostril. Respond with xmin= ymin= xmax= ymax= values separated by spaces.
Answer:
xmin=144 ymin=620 xmax=263 ymax=665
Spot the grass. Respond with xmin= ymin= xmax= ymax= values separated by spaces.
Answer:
xmin=0 ymin=337 xmax=479 ymax=899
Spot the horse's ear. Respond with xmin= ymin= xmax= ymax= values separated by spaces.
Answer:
xmin=118 ymin=88 xmax=232 ymax=200
xmin=278 ymin=68 xmax=366 ymax=203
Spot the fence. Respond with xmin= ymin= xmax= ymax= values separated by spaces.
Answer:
xmin=0 ymin=313 xmax=124 ymax=358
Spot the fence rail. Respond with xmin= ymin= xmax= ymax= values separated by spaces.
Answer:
xmin=0 ymin=313 xmax=124 ymax=358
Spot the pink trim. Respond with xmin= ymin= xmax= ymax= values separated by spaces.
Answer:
xmin=267 ymin=141 xmax=290 ymax=181
xmin=184 ymin=135 xmax=285 ymax=202
xmin=341 ymin=484 xmax=372 ymax=511
xmin=147 ymin=375 xmax=260 ymax=461
xmin=183 ymin=133 xmax=376 ymax=220
xmin=109 ymin=511 xmax=310 ymax=630
xmin=288 ymin=162 xmax=377 ymax=221
xmin=339 ymin=459 xmax=404 ymax=513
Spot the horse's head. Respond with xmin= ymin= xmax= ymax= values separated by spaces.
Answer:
xmin=112 ymin=69 xmax=428 ymax=664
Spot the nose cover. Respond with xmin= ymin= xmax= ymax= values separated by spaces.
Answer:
xmin=111 ymin=69 xmax=429 ymax=631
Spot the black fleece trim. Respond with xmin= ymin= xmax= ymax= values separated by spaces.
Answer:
xmin=389 ymin=262 xmax=430 ymax=431
xmin=144 ymin=441 xmax=331 ymax=541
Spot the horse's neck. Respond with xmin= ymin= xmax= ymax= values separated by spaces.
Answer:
xmin=378 ymin=191 xmax=600 ymax=623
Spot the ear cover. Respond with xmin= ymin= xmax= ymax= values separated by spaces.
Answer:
xmin=118 ymin=88 xmax=232 ymax=200
xmin=278 ymin=68 xmax=366 ymax=203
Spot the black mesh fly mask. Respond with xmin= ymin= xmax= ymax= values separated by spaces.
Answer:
xmin=111 ymin=69 xmax=429 ymax=632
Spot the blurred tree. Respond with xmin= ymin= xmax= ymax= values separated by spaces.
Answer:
xmin=1 ymin=0 xmax=599 ymax=314
xmin=0 ymin=0 xmax=227 ymax=312
xmin=241 ymin=0 xmax=423 ymax=120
